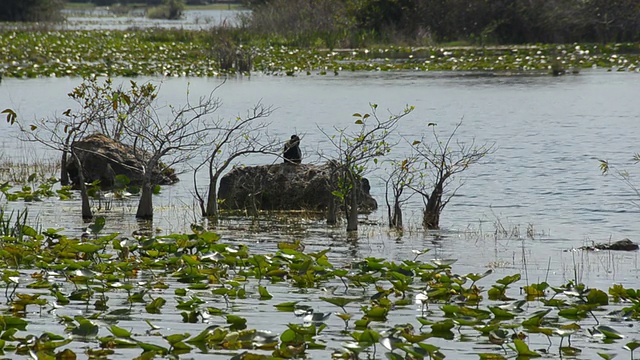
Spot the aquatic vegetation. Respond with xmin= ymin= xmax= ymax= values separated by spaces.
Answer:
xmin=0 ymin=30 xmax=639 ymax=78
xmin=0 ymin=219 xmax=637 ymax=359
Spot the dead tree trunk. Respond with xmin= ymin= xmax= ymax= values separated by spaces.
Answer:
xmin=346 ymin=172 xmax=359 ymax=232
xmin=136 ymin=181 xmax=154 ymax=220
xmin=60 ymin=150 xmax=70 ymax=186
xmin=71 ymin=151 xmax=92 ymax=220
xmin=326 ymin=161 xmax=340 ymax=225
xmin=422 ymin=182 xmax=443 ymax=229
xmin=205 ymin=174 xmax=220 ymax=223
xmin=390 ymin=201 xmax=403 ymax=229
xmin=327 ymin=197 xmax=338 ymax=225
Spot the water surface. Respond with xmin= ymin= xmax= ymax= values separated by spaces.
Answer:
xmin=2 ymin=70 xmax=640 ymax=358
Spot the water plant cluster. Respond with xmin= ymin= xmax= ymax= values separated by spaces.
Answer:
xmin=0 ymin=211 xmax=639 ymax=359
xmin=1 ymin=29 xmax=639 ymax=78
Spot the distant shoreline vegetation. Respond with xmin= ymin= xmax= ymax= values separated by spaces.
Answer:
xmin=0 ymin=29 xmax=639 ymax=78
xmin=1 ymin=0 xmax=640 ymax=78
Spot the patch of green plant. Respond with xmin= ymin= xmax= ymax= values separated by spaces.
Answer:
xmin=1 ymin=29 xmax=639 ymax=78
xmin=0 ymin=218 xmax=636 ymax=358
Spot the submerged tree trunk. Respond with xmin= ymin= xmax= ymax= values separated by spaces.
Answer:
xmin=72 ymin=152 xmax=92 ymax=220
xmin=422 ymin=182 xmax=443 ymax=229
xmin=60 ymin=150 xmax=69 ymax=186
xmin=205 ymin=175 xmax=220 ymax=223
xmin=346 ymin=188 xmax=358 ymax=232
xmin=136 ymin=181 xmax=154 ymax=220
xmin=327 ymin=196 xmax=338 ymax=225
xmin=390 ymin=201 xmax=403 ymax=229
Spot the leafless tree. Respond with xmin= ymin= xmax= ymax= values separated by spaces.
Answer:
xmin=320 ymin=104 xmax=413 ymax=232
xmin=5 ymin=106 xmax=95 ymax=219
xmin=122 ymin=86 xmax=224 ymax=220
xmin=409 ymin=122 xmax=493 ymax=229
xmin=192 ymin=103 xmax=278 ymax=223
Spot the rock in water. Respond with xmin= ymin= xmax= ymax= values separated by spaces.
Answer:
xmin=580 ymin=238 xmax=639 ymax=251
xmin=66 ymin=133 xmax=179 ymax=188
xmin=217 ymin=163 xmax=377 ymax=213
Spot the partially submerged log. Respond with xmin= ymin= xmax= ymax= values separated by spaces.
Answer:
xmin=580 ymin=238 xmax=639 ymax=251
xmin=217 ymin=163 xmax=377 ymax=213
xmin=66 ymin=133 xmax=179 ymax=188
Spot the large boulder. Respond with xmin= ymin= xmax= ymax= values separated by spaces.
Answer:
xmin=66 ymin=133 xmax=179 ymax=188
xmin=217 ymin=163 xmax=377 ymax=213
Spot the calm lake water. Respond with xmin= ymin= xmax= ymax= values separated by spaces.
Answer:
xmin=2 ymin=70 xmax=640 ymax=358
xmin=60 ymin=8 xmax=248 ymax=30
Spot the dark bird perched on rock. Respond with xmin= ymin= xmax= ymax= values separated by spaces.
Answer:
xmin=283 ymin=135 xmax=302 ymax=164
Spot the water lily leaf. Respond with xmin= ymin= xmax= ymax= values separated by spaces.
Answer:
xmin=441 ymin=304 xmax=459 ymax=316
xmin=230 ymin=352 xmax=268 ymax=360
xmin=181 ymin=254 xmax=200 ymax=266
xmin=183 ymin=282 xmax=207 ymax=291
xmin=175 ymin=288 xmax=187 ymax=296
xmin=20 ymin=225 xmax=39 ymax=238
xmin=51 ymin=348 xmax=76 ymax=360
xmin=510 ymin=339 xmax=541 ymax=357
xmin=467 ymin=269 xmax=493 ymax=282
xmin=596 ymin=325 xmax=624 ymax=339
xmin=521 ymin=309 xmax=551 ymax=327
xmin=587 ymin=288 xmax=609 ymax=306
xmin=266 ymin=269 xmax=288 ymax=278
xmin=185 ymin=325 xmax=220 ymax=344
xmin=528 ymin=327 xmax=553 ymax=336
xmin=354 ymin=317 xmax=371 ymax=329
xmin=597 ymin=352 xmax=617 ymax=359
xmin=557 ymin=307 xmax=586 ymax=319
xmin=108 ymin=325 xmax=132 ymax=338
xmin=279 ymin=329 xmax=296 ymax=343
xmin=145 ymin=297 xmax=166 ymax=314
xmin=495 ymin=273 xmax=521 ymax=286
xmin=624 ymin=339 xmax=640 ymax=351
xmin=144 ymin=320 xmax=162 ymax=331
xmin=258 ymin=286 xmax=272 ymax=300
xmin=357 ymin=329 xmax=380 ymax=346
xmin=0 ymin=315 xmax=28 ymax=331
xmin=165 ymin=333 xmax=190 ymax=345
xmin=71 ymin=318 xmax=99 ymax=338
xmin=522 ymin=283 xmax=547 ymax=297
xmin=385 ymin=352 xmax=404 ymax=360
xmin=400 ymin=331 xmax=429 ymax=343
xmin=365 ymin=306 xmax=388 ymax=320
xmin=320 ymin=296 xmax=359 ymax=308
xmin=138 ymin=341 xmax=168 ymax=355
xmin=88 ymin=216 xmax=105 ymax=235
xmin=431 ymin=319 xmax=455 ymax=334
xmin=416 ymin=343 xmax=444 ymax=358
xmin=432 ymin=258 xmax=457 ymax=267
xmin=274 ymin=301 xmax=299 ymax=311
xmin=479 ymin=354 xmax=505 ymax=359
xmin=72 ymin=243 xmax=103 ymax=254
xmin=489 ymin=306 xmax=515 ymax=319
xmin=227 ymin=315 xmax=247 ymax=331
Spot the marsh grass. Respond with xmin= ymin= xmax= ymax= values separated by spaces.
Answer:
xmin=0 ymin=156 xmax=60 ymax=185
xmin=0 ymin=208 xmax=30 ymax=237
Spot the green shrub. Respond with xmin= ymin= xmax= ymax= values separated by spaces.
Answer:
xmin=147 ymin=0 xmax=185 ymax=20
xmin=0 ymin=0 xmax=64 ymax=22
